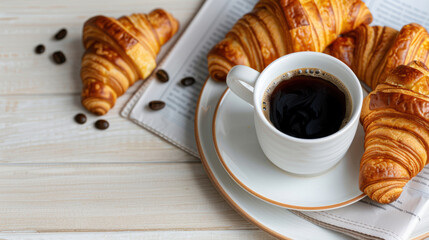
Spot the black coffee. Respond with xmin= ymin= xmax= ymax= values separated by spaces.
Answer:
xmin=265 ymin=69 xmax=350 ymax=139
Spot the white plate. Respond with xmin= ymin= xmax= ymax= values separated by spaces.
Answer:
xmin=194 ymin=77 xmax=429 ymax=239
xmin=212 ymin=88 xmax=365 ymax=210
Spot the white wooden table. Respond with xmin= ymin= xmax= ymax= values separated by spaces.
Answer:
xmin=0 ymin=1 xmax=276 ymax=239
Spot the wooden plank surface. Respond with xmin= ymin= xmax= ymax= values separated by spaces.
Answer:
xmin=0 ymin=231 xmax=276 ymax=240
xmin=0 ymin=94 xmax=196 ymax=163
xmin=0 ymin=163 xmax=254 ymax=232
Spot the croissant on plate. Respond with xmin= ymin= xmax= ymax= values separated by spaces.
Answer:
xmin=207 ymin=0 xmax=373 ymax=82
xmin=81 ymin=9 xmax=179 ymax=115
xmin=357 ymin=61 xmax=429 ymax=204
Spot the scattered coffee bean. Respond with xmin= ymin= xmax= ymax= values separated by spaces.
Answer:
xmin=54 ymin=28 xmax=67 ymax=40
xmin=95 ymin=119 xmax=109 ymax=130
xmin=34 ymin=44 xmax=45 ymax=54
xmin=149 ymin=100 xmax=165 ymax=110
xmin=181 ymin=77 xmax=195 ymax=86
xmin=156 ymin=69 xmax=169 ymax=82
xmin=74 ymin=113 xmax=87 ymax=124
xmin=52 ymin=51 xmax=66 ymax=64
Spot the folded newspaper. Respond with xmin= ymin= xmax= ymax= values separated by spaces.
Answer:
xmin=121 ymin=0 xmax=429 ymax=239
xmin=293 ymin=166 xmax=429 ymax=240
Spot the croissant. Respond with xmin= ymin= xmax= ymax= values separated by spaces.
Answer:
xmin=357 ymin=61 xmax=429 ymax=204
xmin=81 ymin=9 xmax=179 ymax=115
xmin=325 ymin=24 xmax=429 ymax=203
xmin=325 ymin=23 xmax=429 ymax=89
xmin=207 ymin=0 xmax=373 ymax=82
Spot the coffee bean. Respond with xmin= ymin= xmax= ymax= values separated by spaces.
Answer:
xmin=95 ymin=119 xmax=109 ymax=130
xmin=74 ymin=113 xmax=87 ymax=124
xmin=34 ymin=44 xmax=45 ymax=54
xmin=156 ymin=69 xmax=169 ymax=82
xmin=54 ymin=28 xmax=67 ymax=40
xmin=52 ymin=51 xmax=66 ymax=64
xmin=181 ymin=77 xmax=195 ymax=86
xmin=149 ymin=100 xmax=165 ymax=110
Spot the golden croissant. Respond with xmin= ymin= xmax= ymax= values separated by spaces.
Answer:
xmin=81 ymin=9 xmax=179 ymax=115
xmin=358 ymin=61 xmax=429 ymax=204
xmin=325 ymin=23 xmax=429 ymax=89
xmin=207 ymin=0 xmax=373 ymax=82
xmin=325 ymin=24 xmax=429 ymax=203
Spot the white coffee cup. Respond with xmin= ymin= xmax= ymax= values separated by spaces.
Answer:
xmin=226 ymin=52 xmax=363 ymax=175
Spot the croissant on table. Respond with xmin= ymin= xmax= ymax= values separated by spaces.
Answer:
xmin=81 ymin=9 xmax=179 ymax=115
xmin=325 ymin=24 xmax=429 ymax=203
xmin=207 ymin=0 xmax=373 ymax=82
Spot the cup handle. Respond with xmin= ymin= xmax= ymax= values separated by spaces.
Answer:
xmin=226 ymin=65 xmax=260 ymax=106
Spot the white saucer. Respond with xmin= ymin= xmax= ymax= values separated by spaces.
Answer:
xmin=194 ymin=78 xmax=429 ymax=239
xmin=212 ymin=88 xmax=365 ymax=210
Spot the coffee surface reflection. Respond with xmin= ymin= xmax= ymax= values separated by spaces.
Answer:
xmin=265 ymin=69 xmax=351 ymax=139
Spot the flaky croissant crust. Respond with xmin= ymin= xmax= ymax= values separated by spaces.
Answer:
xmin=359 ymin=61 xmax=429 ymax=203
xmin=81 ymin=9 xmax=179 ymax=115
xmin=207 ymin=0 xmax=372 ymax=81
xmin=325 ymin=23 xmax=429 ymax=89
